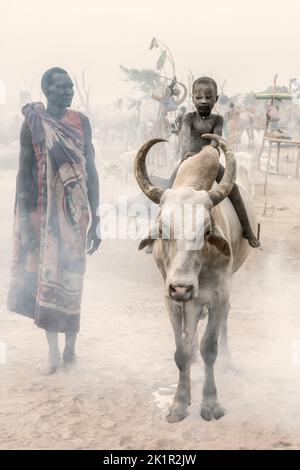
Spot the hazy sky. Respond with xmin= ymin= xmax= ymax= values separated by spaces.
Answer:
xmin=1 ymin=0 xmax=300 ymax=106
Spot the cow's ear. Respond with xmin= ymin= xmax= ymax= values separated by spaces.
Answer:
xmin=138 ymin=217 xmax=161 ymax=251
xmin=138 ymin=237 xmax=154 ymax=251
xmin=207 ymin=231 xmax=231 ymax=258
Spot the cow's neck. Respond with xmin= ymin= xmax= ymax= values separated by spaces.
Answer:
xmin=173 ymin=147 xmax=220 ymax=191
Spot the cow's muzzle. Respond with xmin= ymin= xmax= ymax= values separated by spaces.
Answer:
xmin=169 ymin=284 xmax=194 ymax=302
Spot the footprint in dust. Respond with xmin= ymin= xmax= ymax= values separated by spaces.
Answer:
xmin=26 ymin=382 xmax=45 ymax=392
xmin=152 ymin=384 xmax=177 ymax=412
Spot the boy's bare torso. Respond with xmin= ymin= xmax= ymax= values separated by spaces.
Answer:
xmin=181 ymin=112 xmax=223 ymax=157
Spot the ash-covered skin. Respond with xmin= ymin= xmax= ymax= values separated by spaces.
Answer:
xmin=171 ymin=76 xmax=260 ymax=248
xmin=16 ymin=67 xmax=101 ymax=374
xmin=180 ymin=77 xmax=223 ymax=158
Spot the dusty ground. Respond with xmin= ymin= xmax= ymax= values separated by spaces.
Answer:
xmin=1 ymin=145 xmax=300 ymax=450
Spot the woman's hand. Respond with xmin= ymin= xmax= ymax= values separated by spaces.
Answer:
xmin=87 ymin=217 xmax=101 ymax=255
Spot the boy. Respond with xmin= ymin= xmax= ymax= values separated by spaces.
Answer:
xmin=170 ymin=76 xmax=259 ymax=247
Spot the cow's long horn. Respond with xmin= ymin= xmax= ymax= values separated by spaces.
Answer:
xmin=134 ymin=139 xmax=166 ymax=204
xmin=202 ymin=134 xmax=237 ymax=206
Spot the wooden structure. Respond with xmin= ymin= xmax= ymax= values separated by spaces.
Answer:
xmin=255 ymin=74 xmax=292 ymax=167
xmin=262 ymin=136 xmax=300 ymax=195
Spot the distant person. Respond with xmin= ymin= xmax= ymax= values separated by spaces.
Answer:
xmin=171 ymin=106 xmax=187 ymax=160
xmin=266 ymin=103 xmax=280 ymax=132
xmin=175 ymin=106 xmax=187 ymax=133
xmin=152 ymin=77 xmax=181 ymax=113
xmin=7 ymin=67 xmax=101 ymax=373
xmin=224 ymin=102 xmax=241 ymax=144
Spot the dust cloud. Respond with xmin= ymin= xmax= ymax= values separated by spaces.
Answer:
xmin=1 ymin=0 xmax=300 ymax=451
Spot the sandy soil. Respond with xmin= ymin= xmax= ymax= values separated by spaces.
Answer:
xmin=1 ymin=146 xmax=300 ymax=450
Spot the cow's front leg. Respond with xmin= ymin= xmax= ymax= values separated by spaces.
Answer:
xmin=166 ymin=301 xmax=200 ymax=423
xmin=200 ymin=300 xmax=225 ymax=421
xmin=218 ymin=300 xmax=235 ymax=369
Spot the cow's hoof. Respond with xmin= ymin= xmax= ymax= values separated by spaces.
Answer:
xmin=63 ymin=351 xmax=76 ymax=364
xmin=166 ymin=404 xmax=188 ymax=423
xmin=200 ymin=405 xmax=213 ymax=421
xmin=213 ymin=404 xmax=225 ymax=420
xmin=200 ymin=403 xmax=225 ymax=421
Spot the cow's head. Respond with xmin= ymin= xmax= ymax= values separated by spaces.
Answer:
xmin=134 ymin=135 xmax=236 ymax=303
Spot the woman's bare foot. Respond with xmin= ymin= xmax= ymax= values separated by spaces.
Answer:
xmin=45 ymin=352 xmax=61 ymax=375
xmin=63 ymin=350 xmax=77 ymax=370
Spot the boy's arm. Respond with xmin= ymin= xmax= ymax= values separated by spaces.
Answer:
xmin=180 ymin=113 xmax=193 ymax=159
xmin=214 ymin=115 xmax=223 ymax=136
xmin=211 ymin=115 xmax=224 ymax=149
xmin=80 ymin=113 xmax=101 ymax=255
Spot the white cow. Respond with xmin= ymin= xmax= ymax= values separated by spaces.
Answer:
xmin=134 ymin=135 xmax=256 ymax=422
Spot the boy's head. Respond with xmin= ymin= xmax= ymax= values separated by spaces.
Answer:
xmin=192 ymin=77 xmax=218 ymax=117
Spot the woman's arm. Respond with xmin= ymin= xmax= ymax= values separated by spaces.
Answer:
xmin=80 ymin=113 xmax=101 ymax=255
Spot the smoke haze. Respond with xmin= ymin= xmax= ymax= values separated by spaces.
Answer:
xmin=1 ymin=0 xmax=300 ymax=105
